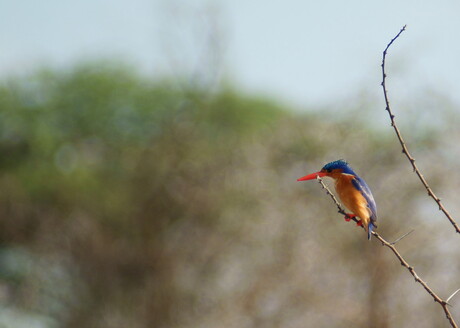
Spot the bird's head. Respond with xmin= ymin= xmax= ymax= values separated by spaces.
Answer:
xmin=297 ymin=159 xmax=355 ymax=181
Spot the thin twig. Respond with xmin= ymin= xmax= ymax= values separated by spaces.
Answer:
xmin=390 ymin=229 xmax=414 ymax=245
xmin=316 ymin=176 xmax=458 ymax=328
xmin=316 ymin=176 xmax=347 ymax=217
xmin=380 ymin=25 xmax=460 ymax=234
xmin=447 ymin=289 xmax=460 ymax=305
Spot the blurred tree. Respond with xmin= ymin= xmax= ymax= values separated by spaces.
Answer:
xmin=0 ymin=64 xmax=458 ymax=328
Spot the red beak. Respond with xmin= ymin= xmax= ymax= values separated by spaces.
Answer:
xmin=297 ymin=171 xmax=327 ymax=181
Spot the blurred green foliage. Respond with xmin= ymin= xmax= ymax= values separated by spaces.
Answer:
xmin=0 ymin=63 xmax=283 ymax=230
xmin=0 ymin=64 xmax=459 ymax=328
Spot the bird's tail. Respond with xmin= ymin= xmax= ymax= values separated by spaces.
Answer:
xmin=368 ymin=222 xmax=376 ymax=240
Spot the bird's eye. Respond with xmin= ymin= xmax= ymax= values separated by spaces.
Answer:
xmin=327 ymin=169 xmax=332 ymax=173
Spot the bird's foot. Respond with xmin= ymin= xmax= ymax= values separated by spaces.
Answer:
xmin=356 ymin=220 xmax=363 ymax=227
xmin=344 ymin=213 xmax=356 ymax=222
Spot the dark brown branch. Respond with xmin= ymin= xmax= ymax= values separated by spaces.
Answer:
xmin=380 ymin=25 xmax=460 ymax=234
xmin=316 ymin=176 xmax=458 ymax=328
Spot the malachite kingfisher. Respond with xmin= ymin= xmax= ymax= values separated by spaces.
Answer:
xmin=297 ymin=160 xmax=377 ymax=240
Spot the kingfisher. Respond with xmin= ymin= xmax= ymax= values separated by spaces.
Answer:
xmin=297 ymin=160 xmax=377 ymax=240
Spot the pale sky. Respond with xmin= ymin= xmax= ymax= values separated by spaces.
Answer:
xmin=1 ymin=0 xmax=459 ymax=108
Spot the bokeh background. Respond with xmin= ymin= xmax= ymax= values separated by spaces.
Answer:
xmin=1 ymin=1 xmax=460 ymax=327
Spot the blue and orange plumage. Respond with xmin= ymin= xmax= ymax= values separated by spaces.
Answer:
xmin=297 ymin=160 xmax=378 ymax=240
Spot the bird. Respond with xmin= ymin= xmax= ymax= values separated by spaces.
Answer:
xmin=297 ymin=159 xmax=377 ymax=240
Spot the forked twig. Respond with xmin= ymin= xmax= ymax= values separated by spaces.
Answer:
xmin=316 ymin=176 xmax=458 ymax=328
xmin=381 ymin=25 xmax=460 ymax=234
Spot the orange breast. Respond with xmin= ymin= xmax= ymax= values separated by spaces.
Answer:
xmin=334 ymin=174 xmax=371 ymax=222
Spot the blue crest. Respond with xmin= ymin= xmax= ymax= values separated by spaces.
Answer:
xmin=322 ymin=159 xmax=356 ymax=175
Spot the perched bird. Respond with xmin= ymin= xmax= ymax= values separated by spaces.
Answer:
xmin=297 ymin=160 xmax=377 ymax=240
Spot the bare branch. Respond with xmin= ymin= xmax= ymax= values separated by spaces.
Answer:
xmin=315 ymin=175 xmax=458 ymax=328
xmin=380 ymin=25 xmax=460 ymax=234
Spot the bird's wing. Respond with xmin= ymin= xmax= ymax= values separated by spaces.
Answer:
xmin=351 ymin=176 xmax=377 ymax=223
